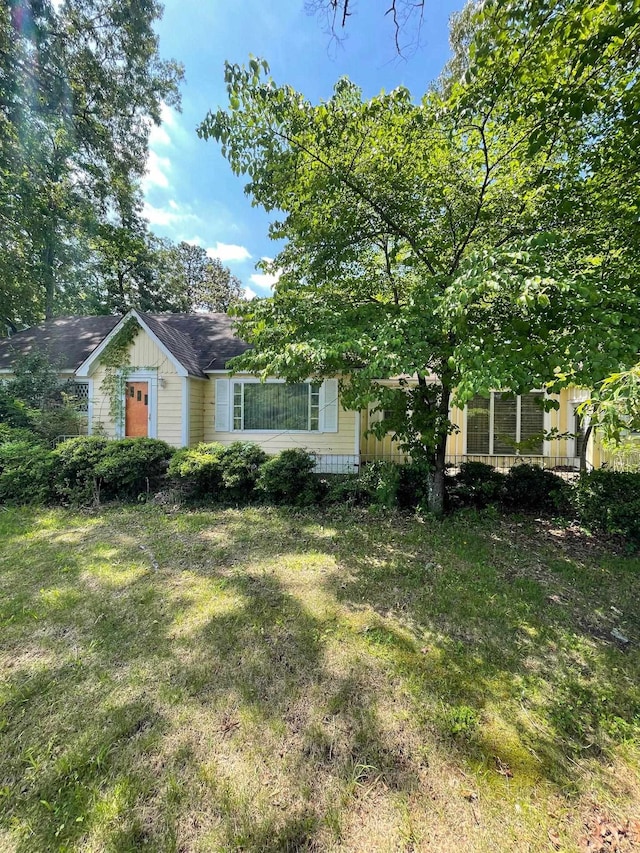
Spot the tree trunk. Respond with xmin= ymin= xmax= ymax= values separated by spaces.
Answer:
xmin=579 ymin=423 xmax=593 ymax=473
xmin=43 ymin=219 xmax=56 ymax=320
xmin=428 ymin=384 xmax=451 ymax=516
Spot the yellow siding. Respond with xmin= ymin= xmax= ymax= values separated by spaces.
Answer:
xmin=202 ymin=378 xmax=357 ymax=456
xmin=189 ymin=379 xmax=205 ymax=446
xmin=89 ymin=328 xmax=182 ymax=446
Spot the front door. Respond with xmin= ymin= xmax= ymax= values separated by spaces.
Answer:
xmin=125 ymin=381 xmax=149 ymax=437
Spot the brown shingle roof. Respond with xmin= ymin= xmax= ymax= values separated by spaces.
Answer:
xmin=0 ymin=313 xmax=251 ymax=376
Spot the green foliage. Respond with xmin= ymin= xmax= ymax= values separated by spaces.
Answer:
xmin=95 ymin=438 xmax=174 ymax=501
xmin=441 ymin=704 xmax=480 ymax=740
xmin=0 ymin=387 xmax=31 ymax=429
xmin=502 ymin=464 xmax=569 ymax=512
xmin=0 ymin=441 xmax=56 ymax=504
xmin=580 ymin=365 xmax=640 ymax=447
xmin=257 ymin=449 xmax=319 ymax=506
xmin=168 ymin=443 xmax=225 ymax=501
xmin=98 ymin=317 xmax=140 ymax=426
xmin=355 ymin=461 xmax=402 ymax=508
xmin=199 ymin=2 xmax=640 ymax=513
xmin=53 ymin=436 xmax=111 ymax=505
xmin=0 ymin=424 xmax=42 ymax=445
xmin=218 ymin=442 xmax=268 ymax=501
xmin=0 ymin=0 xmax=183 ymax=325
xmin=448 ymin=461 xmax=506 ymax=509
xmin=573 ymin=470 xmax=640 ymax=546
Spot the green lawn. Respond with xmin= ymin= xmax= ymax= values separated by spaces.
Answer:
xmin=0 ymin=505 xmax=639 ymax=852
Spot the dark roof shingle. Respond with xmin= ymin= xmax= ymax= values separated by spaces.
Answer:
xmin=0 ymin=313 xmax=251 ymax=376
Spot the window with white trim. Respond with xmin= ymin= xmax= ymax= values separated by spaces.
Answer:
xmin=71 ymin=381 xmax=90 ymax=413
xmin=232 ymin=381 xmax=322 ymax=432
xmin=467 ymin=392 xmax=545 ymax=455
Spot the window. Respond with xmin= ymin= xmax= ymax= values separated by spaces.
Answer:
xmin=72 ymin=381 xmax=90 ymax=413
xmin=232 ymin=381 xmax=321 ymax=431
xmin=466 ymin=392 xmax=545 ymax=455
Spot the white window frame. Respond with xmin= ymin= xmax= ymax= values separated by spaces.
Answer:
xmin=230 ymin=378 xmax=323 ymax=434
xmin=464 ymin=391 xmax=550 ymax=456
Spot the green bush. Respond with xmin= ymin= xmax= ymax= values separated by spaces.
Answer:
xmin=574 ymin=469 xmax=640 ymax=545
xmin=0 ymin=387 xmax=32 ymax=428
xmin=218 ymin=442 xmax=268 ymax=501
xmin=356 ymin=461 xmax=402 ymax=508
xmin=502 ymin=463 xmax=569 ymax=512
xmin=96 ymin=438 xmax=174 ymax=501
xmin=0 ymin=424 xmax=43 ymax=445
xmin=0 ymin=440 xmax=56 ymax=504
xmin=53 ymin=436 xmax=111 ymax=504
xmin=448 ymin=461 xmax=506 ymax=508
xmin=168 ymin=443 xmax=225 ymax=500
xmin=257 ymin=449 xmax=319 ymax=505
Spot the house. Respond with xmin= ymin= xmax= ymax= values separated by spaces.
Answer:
xmin=0 ymin=310 xmax=605 ymax=471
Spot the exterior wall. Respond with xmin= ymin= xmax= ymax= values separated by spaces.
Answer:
xmin=89 ymin=330 xmax=182 ymax=446
xmin=202 ymin=377 xmax=358 ymax=458
xmin=188 ymin=378 xmax=205 ymax=446
xmin=360 ymin=389 xmax=578 ymax=465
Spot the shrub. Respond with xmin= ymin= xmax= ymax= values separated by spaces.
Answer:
xmin=257 ymin=449 xmax=319 ymax=505
xmin=0 ymin=440 xmax=56 ymax=504
xmin=167 ymin=443 xmax=225 ymax=500
xmin=397 ymin=460 xmax=431 ymax=509
xmin=218 ymin=442 xmax=268 ymax=501
xmin=448 ymin=461 xmax=505 ymax=509
xmin=53 ymin=435 xmax=110 ymax=504
xmin=356 ymin=460 xmax=402 ymax=508
xmin=0 ymin=424 xmax=43 ymax=445
xmin=0 ymin=388 xmax=31 ymax=428
xmin=323 ymin=473 xmax=365 ymax=506
xmin=95 ymin=438 xmax=174 ymax=500
xmin=574 ymin=469 xmax=640 ymax=545
xmin=502 ymin=463 xmax=569 ymax=512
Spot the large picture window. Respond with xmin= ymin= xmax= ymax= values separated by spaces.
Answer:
xmin=232 ymin=381 xmax=321 ymax=431
xmin=466 ymin=392 xmax=545 ymax=455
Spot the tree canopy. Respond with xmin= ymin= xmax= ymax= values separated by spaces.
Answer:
xmin=0 ymin=0 xmax=183 ymax=328
xmin=199 ymin=0 xmax=640 ymax=512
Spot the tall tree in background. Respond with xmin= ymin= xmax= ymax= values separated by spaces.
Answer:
xmin=0 ymin=0 xmax=182 ymax=328
xmin=200 ymin=0 xmax=640 ymax=514
xmin=154 ymin=241 xmax=245 ymax=313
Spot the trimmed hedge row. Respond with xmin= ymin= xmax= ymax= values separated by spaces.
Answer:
xmin=1 ymin=434 xmax=639 ymax=545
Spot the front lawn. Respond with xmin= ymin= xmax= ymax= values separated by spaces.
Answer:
xmin=0 ymin=505 xmax=638 ymax=852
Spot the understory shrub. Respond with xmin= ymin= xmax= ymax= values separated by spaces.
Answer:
xmin=447 ymin=461 xmax=506 ymax=509
xmin=53 ymin=436 xmax=173 ymax=504
xmin=53 ymin=435 xmax=110 ymax=504
xmin=96 ymin=438 xmax=174 ymax=500
xmin=502 ymin=463 xmax=569 ymax=511
xmin=257 ymin=448 xmax=319 ymax=505
xmin=0 ymin=440 xmax=56 ymax=504
xmin=218 ymin=442 xmax=268 ymax=501
xmin=0 ymin=424 xmax=43 ymax=445
xmin=168 ymin=443 xmax=225 ymax=500
xmin=356 ymin=461 xmax=402 ymax=507
xmin=574 ymin=469 xmax=640 ymax=545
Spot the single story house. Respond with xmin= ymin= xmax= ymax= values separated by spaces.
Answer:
xmin=0 ymin=309 xmax=605 ymax=471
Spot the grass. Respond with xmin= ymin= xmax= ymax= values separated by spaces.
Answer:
xmin=0 ymin=504 xmax=639 ymax=852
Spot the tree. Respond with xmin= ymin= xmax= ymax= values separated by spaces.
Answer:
xmin=200 ymin=2 xmax=640 ymax=513
xmin=0 ymin=0 xmax=182 ymax=327
xmin=305 ymin=0 xmax=426 ymax=53
xmin=154 ymin=241 xmax=245 ymax=312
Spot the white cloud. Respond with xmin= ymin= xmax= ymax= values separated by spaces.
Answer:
xmin=143 ymin=150 xmax=171 ymax=191
xmin=142 ymin=200 xmax=201 ymax=231
xmin=206 ymin=242 xmax=252 ymax=263
xmin=243 ymin=287 xmax=258 ymax=301
xmin=149 ymin=124 xmax=171 ymax=148
xmin=249 ymin=259 xmax=281 ymax=290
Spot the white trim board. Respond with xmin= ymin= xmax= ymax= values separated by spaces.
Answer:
xmin=75 ymin=309 xmax=188 ymax=378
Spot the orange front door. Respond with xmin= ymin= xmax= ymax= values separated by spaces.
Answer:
xmin=125 ymin=382 xmax=149 ymax=437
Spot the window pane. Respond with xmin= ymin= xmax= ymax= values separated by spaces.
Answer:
xmin=467 ymin=395 xmax=490 ymax=454
xmin=493 ymin=393 xmax=517 ymax=454
xmin=243 ymin=383 xmax=311 ymax=430
xmin=233 ymin=383 xmax=242 ymax=430
xmin=520 ymin=393 xmax=544 ymax=455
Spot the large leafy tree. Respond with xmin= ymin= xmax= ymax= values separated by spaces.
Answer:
xmin=199 ymin=0 xmax=640 ymax=514
xmin=153 ymin=241 xmax=245 ymax=313
xmin=0 ymin=0 xmax=182 ymax=328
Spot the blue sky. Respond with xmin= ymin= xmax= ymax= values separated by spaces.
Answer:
xmin=145 ymin=0 xmax=463 ymax=298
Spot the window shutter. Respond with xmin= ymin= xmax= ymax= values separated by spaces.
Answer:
xmin=322 ymin=379 xmax=339 ymax=433
xmin=215 ymin=378 xmax=230 ymax=432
